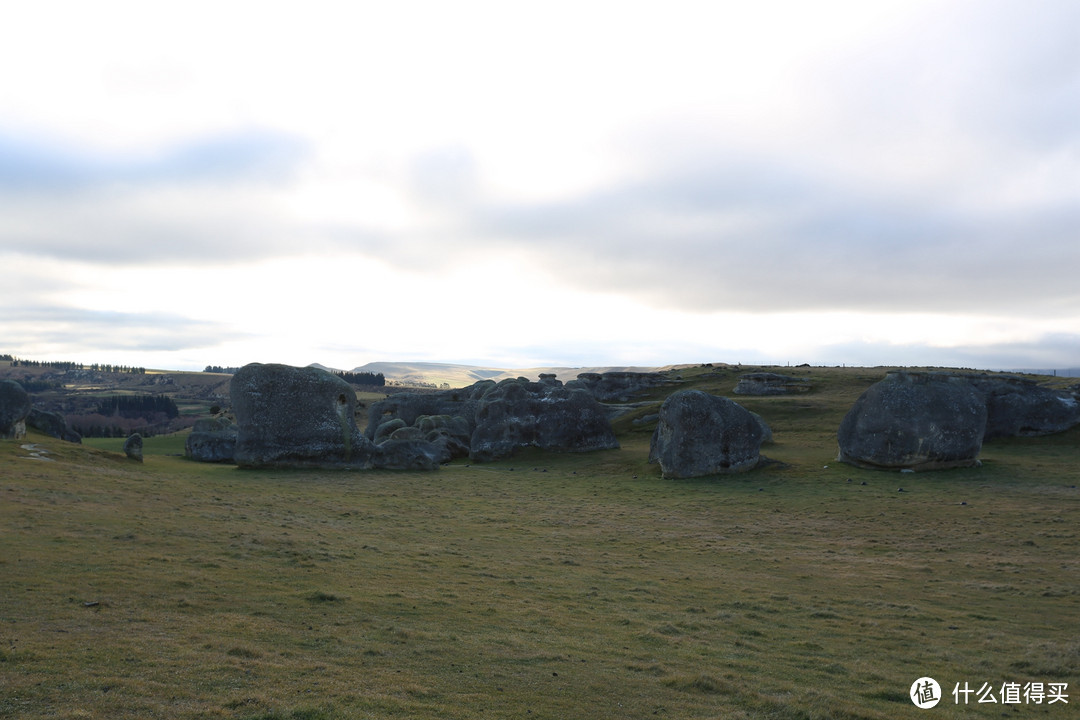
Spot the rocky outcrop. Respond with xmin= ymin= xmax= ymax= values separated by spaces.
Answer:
xmin=364 ymin=377 xmax=620 ymax=463
xmin=0 ymin=380 xmax=31 ymax=440
xmin=964 ymin=374 xmax=1080 ymax=439
xmin=565 ymin=371 xmax=671 ymax=402
xmin=469 ymin=379 xmax=620 ymax=462
xmin=26 ymin=408 xmax=81 ymax=443
xmin=837 ymin=371 xmax=987 ymax=471
xmin=232 ymin=363 xmax=379 ymax=469
xmin=123 ymin=433 xmax=144 ymax=462
xmin=185 ymin=417 xmax=237 ymax=463
xmin=733 ymin=372 xmax=810 ymax=396
xmin=648 ymin=390 xmax=768 ymax=478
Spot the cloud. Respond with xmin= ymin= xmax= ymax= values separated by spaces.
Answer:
xmin=0 ymin=127 xmax=308 ymax=192
xmin=2 ymin=305 xmax=240 ymax=354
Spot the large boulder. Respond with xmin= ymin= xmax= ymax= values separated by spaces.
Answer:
xmin=733 ymin=372 xmax=811 ymax=396
xmin=648 ymin=390 xmax=767 ymax=478
xmin=231 ymin=363 xmax=378 ymax=469
xmin=837 ymin=371 xmax=987 ymax=471
xmin=469 ymin=379 xmax=619 ymax=462
xmin=26 ymin=408 xmax=82 ymax=443
xmin=965 ymin=374 xmax=1080 ymax=439
xmin=185 ymin=417 xmax=238 ymax=463
xmin=0 ymin=380 xmax=32 ymax=440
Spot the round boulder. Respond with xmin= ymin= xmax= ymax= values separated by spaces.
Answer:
xmin=837 ymin=371 xmax=987 ymax=471
xmin=648 ymin=390 xmax=767 ymax=478
xmin=123 ymin=433 xmax=144 ymax=462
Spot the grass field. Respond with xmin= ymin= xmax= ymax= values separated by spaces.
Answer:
xmin=2 ymin=365 xmax=1078 ymax=719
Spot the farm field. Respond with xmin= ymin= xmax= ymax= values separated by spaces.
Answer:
xmin=2 ymin=365 xmax=1078 ymax=719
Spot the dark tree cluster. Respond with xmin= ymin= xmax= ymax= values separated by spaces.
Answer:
xmin=95 ymin=394 xmax=180 ymax=420
xmin=8 ymin=358 xmax=84 ymax=371
xmin=204 ymin=366 xmax=241 ymax=374
xmin=335 ymin=371 xmax=385 ymax=386
xmin=88 ymin=363 xmax=146 ymax=374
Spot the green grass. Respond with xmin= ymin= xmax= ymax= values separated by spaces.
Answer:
xmin=2 ymin=365 xmax=1078 ymax=719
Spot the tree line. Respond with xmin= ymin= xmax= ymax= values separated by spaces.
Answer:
xmin=1 ymin=355 xmax=146 ymax=374
xmin=203 ymin=366 xmax=241 ymax=374
xmin=335 ymin=370 xmax=385 ymax=386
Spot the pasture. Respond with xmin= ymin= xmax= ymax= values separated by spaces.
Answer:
xmin=2 ymin=365 xmax=1077 ymax=719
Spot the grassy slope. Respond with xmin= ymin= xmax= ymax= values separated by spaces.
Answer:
xmin=2 ymin=365 xmax=1078 ymax=720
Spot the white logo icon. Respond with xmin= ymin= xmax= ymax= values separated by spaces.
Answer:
xmin=911 ymin=677 xmax=942 ymax=708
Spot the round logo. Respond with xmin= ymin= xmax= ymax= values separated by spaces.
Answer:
xmin=910 ymin=677 xmax=942 ymax=709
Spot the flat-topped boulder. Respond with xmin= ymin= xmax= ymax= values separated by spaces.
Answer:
xmin=837 ymin=371 xmax=987 ymax=471
xmin=231 ymin=363 xmax=378 ymax=469
xmin=733 ymin=372 xmax=811 ymax=396
xmin=649 ymin=390 xmax=768 ymax=478
xmin=0 ymin=379 xmax=31 ymax=440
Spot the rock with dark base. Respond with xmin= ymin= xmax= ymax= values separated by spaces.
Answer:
xmin=648 ymin=390 xmax=767 ymax=478
xmin=231 ymin=363 xmax=377 ymax=469
xmin=837 ymin=371 xmax=987 ymax=471
xmin=0 ymin=380 xmax=32 ymax=440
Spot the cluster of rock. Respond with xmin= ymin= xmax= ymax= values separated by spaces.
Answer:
xmin=564 ymin=371 xmax=671 ymax=402
xmin=837 ymin=371 xmax=1080 ymax=471
xmin=185 ymin=417 xmax=238 ymax=463
xmin=224 ymin=364 xmax=623 ymax=469
xmin=649 ymin=390 xmax=770 ymax=478
xmin=0 ymin=379 xmax=81 ymax=443
xmin=366 ymin=373 xmax=619 ymax=464
xmin=733 ymin=372 xmax=810 ymax=396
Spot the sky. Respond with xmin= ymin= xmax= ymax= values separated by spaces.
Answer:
xmin=2 ymin=0 xmax=1078 ymax=372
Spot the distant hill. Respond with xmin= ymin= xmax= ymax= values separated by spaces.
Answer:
xmin=351 ymin=361 xmax=696 ymax=388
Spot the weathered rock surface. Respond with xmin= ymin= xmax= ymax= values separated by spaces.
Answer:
xmin=185 ymin=417 xmax=238 ymax=463
xmin=231 ymin=363 xmax=377 ymax=469
xmin=123 ymin=433 xmax=144 ymax=462
xmin=964 ymin=374 xmax=1080 ymax=439
xmin=469 ymin=379 xmax=620 ymax=462
xmin=565 ymin=371 xmax=671 ymax=402
xmin=364 ymin=381 xmax=496 ymax=442
xmin=26 ymin=408 xmax=82 ymax=443
xmin=648 ymin=390 xmax=767 ymax=478
xmin=837 ymin=371 xmax=987 ymax=471
xmin=0 ymin=379 xmax=32 ymax=440
xmin=733 ymin=372 xmax=811 ymax=396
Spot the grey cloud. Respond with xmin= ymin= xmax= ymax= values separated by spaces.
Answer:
xmin=3 ymin=305 xmax=242 ymax=353
xmin=470 ymin=152 xmax=1080 ymax=316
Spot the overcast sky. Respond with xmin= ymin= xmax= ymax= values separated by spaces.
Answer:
xmin=2 ymin=1 xmax=1078 ymax=372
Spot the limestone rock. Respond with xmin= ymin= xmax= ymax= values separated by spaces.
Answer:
xmin=231 ymin=363 xmax=377 ymax=469
xmin=185 ymin=417 xmax=237 ymax=463
xmin=27 ymin=408 xmax=81 ymax=443
xmin=0 ymin=380 xmax=31 ymax=440
xmin=565 ymin=371 xmax=670 ymax=402
xmin=837 ymin=371 xmax=986 ymax=471
xmin=965 ymin=374 xmax=1080 ymax=439
xmin=733 ymin=372 xmax=811 ymax=396
xmin=648 ymin=390 xmax=767 ymax=478
xmin=123 ymin=433 xmax=144 ymax=462
xmin=469 ymin=379 xmax=619 ymax=462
